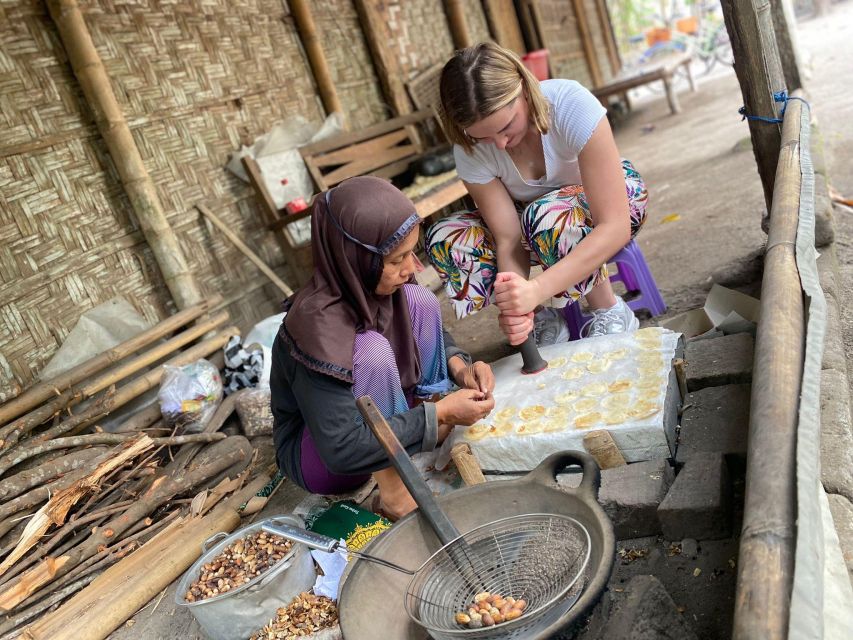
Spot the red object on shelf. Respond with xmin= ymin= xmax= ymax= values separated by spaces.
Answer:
xmin=285 ymin=197 xmax=308 ymax=215
xmin=521 ymin=49 xmax=550 ymax=81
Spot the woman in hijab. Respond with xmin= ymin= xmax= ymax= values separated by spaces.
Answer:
xmin=270 ymin=176 xmax=496 ymax=520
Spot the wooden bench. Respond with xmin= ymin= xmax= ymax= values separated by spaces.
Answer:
xmin=298 ymin=109 xmax=467 ymax=219
xmin=592 ymin=51 xmax=697 ymax=115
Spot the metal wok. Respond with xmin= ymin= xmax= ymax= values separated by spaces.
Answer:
xmin=337 ymin=451 xmax=615 ymax=640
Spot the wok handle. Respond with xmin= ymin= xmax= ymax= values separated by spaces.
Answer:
xmin=356 ymin=395 xmax=461 ymax=546
xmin=526 ymin=450 xmax=601 ymax=501
xmin=262 ymin=521 xmax=340 ymax=554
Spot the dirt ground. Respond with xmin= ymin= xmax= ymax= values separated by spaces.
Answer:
xmin=105 ymin=7 xmax=853 ymax=639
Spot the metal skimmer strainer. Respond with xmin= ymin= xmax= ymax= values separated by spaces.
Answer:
xmin=264 ymin=511 xmax=590 ymax=640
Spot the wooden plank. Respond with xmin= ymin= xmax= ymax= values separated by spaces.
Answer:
xmin=267 ymin=208 xmax=313 ymax=231
xmin=299 ymin=110 xmax=432 ymax=157
xmin=240 ymin=156 xmax=281 ymax=226
xmin=414 ymin=180 xmax=468 ymax=219
xmin=313 ymin=129 xmax=410 ymax=167
xmin=371 ymin=158 xmax=420 ymax=182
xmin=322 ymin=143 xmax=419 ymax=187
xmin=571 ymin=0 xmax=603 ymax=87
xmin=482 ymin=0 xmax=527 ymax=54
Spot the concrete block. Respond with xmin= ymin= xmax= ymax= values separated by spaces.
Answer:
xmin=813 ymin=172 xmax=836 ymax=248
xmin=822 ymin=293 xmax=848 ymax=373
xmin=596 ymin=575 xmax=699 ymax=640
xmin=827 ymin=493 xmax=853 ymax=582
xmin=677 ymin=384 xmax=750 ymax=464
xmin=816 ymin=245 xmax=840 ymax=301
xmin=598 ymin=460 xmax=675 ymax=540
xmin=684 ymin=333 xmax=754 ymax=392
xmin=658 ymin=453 xmax=732 ymax=541
xmin=820 ymin=369 xmax=853 ymax=502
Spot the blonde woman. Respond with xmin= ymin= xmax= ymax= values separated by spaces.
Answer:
xmin=426 ymin=42 xmax=648 ymax=345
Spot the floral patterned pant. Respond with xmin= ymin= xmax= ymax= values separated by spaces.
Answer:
xmin=425 ymin=160 xmax=648 ymax=319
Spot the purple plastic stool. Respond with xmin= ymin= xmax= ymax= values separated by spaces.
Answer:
xmin=562 ymin=239 xmax=666 ymax=340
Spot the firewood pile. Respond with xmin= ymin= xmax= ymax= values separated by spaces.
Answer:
xmin=0 ymin=296 xmax=275 ymax=639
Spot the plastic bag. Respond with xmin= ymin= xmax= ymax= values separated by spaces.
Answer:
xmin=158 ymin=359 xmax=223 ymax=433
xmin=244 ymin=312 xmax=286 ymax=388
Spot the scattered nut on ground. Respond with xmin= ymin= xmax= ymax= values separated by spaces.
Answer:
xmin=455 ymin=591 xmax=527 ymax=628
xmin=184 ymin=531 xmax=294 ymax=602
xmin=250 ymin=591 xmax=339 ymax=639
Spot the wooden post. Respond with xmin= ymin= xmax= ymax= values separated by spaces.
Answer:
xmin=289 ymin=0 xmax=344 ymax=119
xmin=595 ymin=0 xmax=621 ymax=75
xmin=444 ymin=0 xmax=472 ymax=49
xmin=571 ymin=0 xmax=603 ymax=87
xmin=46 ymin=0 xmax=202 ymax=310
xmin=482 ymin=0 xmax=527 ymax=54
xmin=518 ymin=0 xmax=543 ymax=51
xmin=769 ymin=0 xmax=804 ymax=92
xmin=353 ymin=0 xmax=412 ymax=117
xmin=720 ymin=0 xmax=787 ymax=212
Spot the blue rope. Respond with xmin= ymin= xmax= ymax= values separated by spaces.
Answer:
xmin=738 ymin=90 xmax=810 ymax=124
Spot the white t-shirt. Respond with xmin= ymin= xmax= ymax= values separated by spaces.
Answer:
xmin=453 ymin=79 xmax=606 ymax=203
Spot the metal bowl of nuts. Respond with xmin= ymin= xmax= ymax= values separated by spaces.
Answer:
xmin=175 ymin=516 xmax=316 ymax=640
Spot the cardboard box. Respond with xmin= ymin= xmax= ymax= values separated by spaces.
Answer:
xmin=663 ymin=284 xmax=760 ymax=338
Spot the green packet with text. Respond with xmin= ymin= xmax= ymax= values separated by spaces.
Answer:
xmin=305 ymin=500 xmax=392 ymax=552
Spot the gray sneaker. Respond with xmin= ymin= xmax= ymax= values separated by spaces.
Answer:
xmin=533 ymin=307 xmax=570 ymax=346
xmin=581 ymin=296 xmax=639 ymax=338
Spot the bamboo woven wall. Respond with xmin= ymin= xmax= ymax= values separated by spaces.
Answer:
xmin=462 ymin=0 xmax=493 ymax=45
xmin=0 ymin=0 xmax=372 ymax=398
xmin=535 ymin=0 xmax=592 ymax=86
xmin=312 ymin=1 xmax=389 ymax=127
xmin=380 ymin=0 xmax=455 ymax=81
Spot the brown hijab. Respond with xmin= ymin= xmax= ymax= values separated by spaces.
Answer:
xmin=280 ymin=176 xmax=422 ymax=392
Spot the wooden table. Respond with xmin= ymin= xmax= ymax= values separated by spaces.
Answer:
xmin=592 ymin=52 xmax=697 ymax=115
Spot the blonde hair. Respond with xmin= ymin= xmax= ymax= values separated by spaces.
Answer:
xmin=439 ymin=42 xmax=550 ymax=154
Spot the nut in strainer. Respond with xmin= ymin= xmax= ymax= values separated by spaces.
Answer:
xmin=404 ymin=513 xmax=591 ymax=639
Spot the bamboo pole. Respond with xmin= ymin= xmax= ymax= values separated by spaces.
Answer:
xmin=0 ymin=296 xmax=222 ymax=427
xmin=64 ymin=326 xmax=239 ymax=437
xmin=444 ymin=0 xmax=472 ymax=49
xmin=0 ymin=311 xmax=230 ymax=450
xmin=353 ymin=0 xmax=412 ymax=117
xmin=732 ymin=93 xmax=805 ymax=640
xmin=288 ymin=0 xmax=344 ymax=118
xmin=196 ymin=205 xmax=293 ymax=297
xmin=20 ymin=474 xmax=269 ymax=640
xmin=46 ymin=0 xmax=202 ymax=310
